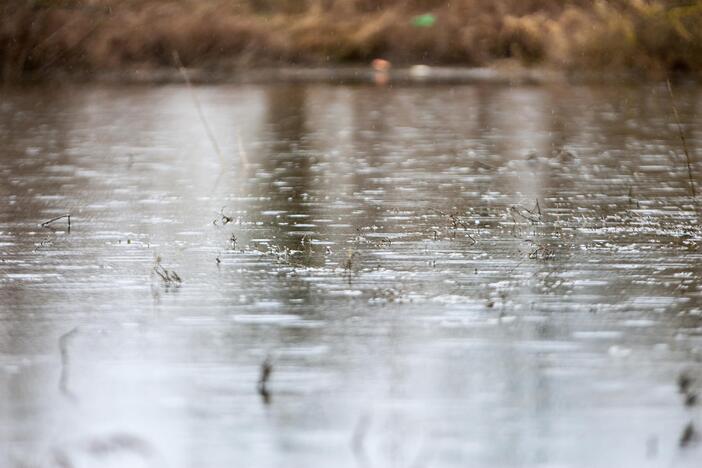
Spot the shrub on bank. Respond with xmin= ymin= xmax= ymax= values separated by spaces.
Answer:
xmin=1 ymin=0 xmax=701 ymax=80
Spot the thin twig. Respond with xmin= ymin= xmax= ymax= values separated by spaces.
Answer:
xmin=666 ymin=79 xmax=696 ymax=200
xmin=507 ymin=259 xmax=525 ymax=274
xmin=510 ymin=205 xmax=541 ymax=223
xmin=41 ymin=214 xmax=71 ymax=231
xmin=172 ymin=51 xmax=224 ymax=165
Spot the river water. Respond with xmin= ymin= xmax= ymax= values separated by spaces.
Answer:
xmin=1 ymin=82 xmax=701 ymax=468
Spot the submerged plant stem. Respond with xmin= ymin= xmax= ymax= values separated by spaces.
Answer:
xmin=172 ymin=51 xmax=224 ymax=166
xmin=666 ymin=79 xmax=696 ymax=200
xmin=58 ymin=327 xmax=79 ymax=399
xmin=257 ymin=356 xmax=272 ymax=404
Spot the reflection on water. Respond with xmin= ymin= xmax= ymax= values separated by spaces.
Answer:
xmin=0 ymin=82 xmax=701 ymax=468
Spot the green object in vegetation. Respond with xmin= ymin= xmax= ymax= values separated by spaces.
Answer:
xmin=411 ymin=13 xmax=436 ymax=28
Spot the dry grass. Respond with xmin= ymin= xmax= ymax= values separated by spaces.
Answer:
xmin=2 ymin=0 xmax=702 ymax=81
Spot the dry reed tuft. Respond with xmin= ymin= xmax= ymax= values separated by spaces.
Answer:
xmin=2 ymin=0 xmax=702 ymax=81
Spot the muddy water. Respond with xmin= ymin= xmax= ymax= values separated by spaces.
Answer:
xmin=1 ymin=82 xmax=701 ymax=468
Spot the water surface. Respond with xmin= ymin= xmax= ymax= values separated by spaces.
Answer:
xmin=1 ymin=82 xmax=701 ymax=468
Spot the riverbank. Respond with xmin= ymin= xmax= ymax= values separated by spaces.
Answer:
xmin=27 ymin=64 xmax=664 ymax=87
xmin=2 ymin=1 xmax=702 ymax=82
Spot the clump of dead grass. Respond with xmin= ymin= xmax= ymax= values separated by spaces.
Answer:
xmin=2 ymin=0 xmax=702 ymax=81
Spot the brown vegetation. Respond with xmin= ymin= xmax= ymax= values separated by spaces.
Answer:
xmin=2 ymin=0 xmax=702 ymax=81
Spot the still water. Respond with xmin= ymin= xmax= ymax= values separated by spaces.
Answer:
xmin=1 ymin=82 xmax=701 ymax=468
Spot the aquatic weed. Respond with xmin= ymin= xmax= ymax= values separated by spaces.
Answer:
xmin=680 ymin=422 xmax=697 ymax=448
xmin=152 ymin=256 xmax=182 ymax=288
xmin=213 ymin=207 xmax=234 ymax=226
xmin=257 ymin=356 xmax=273 ymax=404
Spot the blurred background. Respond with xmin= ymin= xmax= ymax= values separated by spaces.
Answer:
xmin=2 ymin=0 xmax=702 ymax=82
